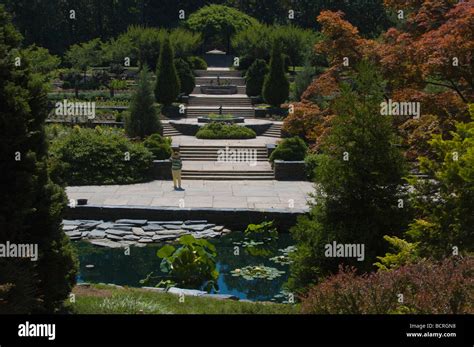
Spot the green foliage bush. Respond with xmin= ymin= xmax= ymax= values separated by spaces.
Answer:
xmin=174 ymin=58 xmax=195 ymax=95
xmin=21 ymin=45 xmax=60 ymax=81
xmin=232 ymin=24 xmax=319 ymax=69
xmin=196 ymin=122 xmax=256 ymax=139
xmin=186 ymin=56 xmax=207 ymax=70
xmin=49 ymin=126 xmax=153 ymax=185
xmin=143 ymin=133 xmax=172 ymax=160
xmin=169 ymin=28 xmax=203 ymax=59
xmin=245 ymin=59 xmax=268 ymax=97
xmin=103 ymin=27 xmax=201 ymax=70
xmin=270 ymin=137 xmax=308 ymax=162
xmin=304 ymin=152 xmax=318 ymax=180
xmin=404 ymin=104 xmax=474 ymax=259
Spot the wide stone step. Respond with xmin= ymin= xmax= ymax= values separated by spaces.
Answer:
xmin=179 ymin=146 xmax=267 ymax=150
xmin=188 ymin=99 xmax=252 ymax=105
xmin=180 ymin=147 xmax=267 ymax=151
xmin=181 ymin=158 xmax=268 ymax=162
xmin=181 ymin=176 xmax=274 ymax=180
xmin=180 ymin=151 xmax=267 ymax=156
xmin=193 ymin=85 xmax=246 ymax=94
xmin=194 ymin=70 xmax=242 ymax=77
xmin=180 ymin=152 xmax=268 ymax=155
xmin=195 ymin=77 xmax=246 ymax=86
xmin=188 ymin=98 xmax=252 ymax=105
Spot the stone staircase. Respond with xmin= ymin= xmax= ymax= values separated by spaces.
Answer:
xmin=188 ymin=68 xmax=254 ymax=118
xmin=261 ymin=123 xmax=282 ymax=138
xmin=186 ymin=107 xmax=254 ymax=118
xmin=188 ymin=95 xmax=252 ymax=107
xmin=179 ymin=145 xmax=268 ymax=161
xmin=162 ymin=123 xmax=181 ymax=137
xmin=179 ymin=145 xmax=274 ymax=180
xmin=181 ymin=169 xmax=274 ymax=180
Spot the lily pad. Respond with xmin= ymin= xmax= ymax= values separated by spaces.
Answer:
xmin=270 ymin=245 xmax=297 ymax=265
xmin=230 ymin=265 xmax=285 ymax=281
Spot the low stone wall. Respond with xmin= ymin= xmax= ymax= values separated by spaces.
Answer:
xmin=64 ymin=205 xmax=306 ymax=231
xmin=197 ymin=116 xmax=245 ymax=123
xmin=152 ymin=160 xmax=172 ymax=180
xmin=246 ymin=122 xmax=272 ymax=135
xmin=266 ymin=144 xmax=276 ymax=157
xmin=274 ymin=160 xmax=307 ymax=181
xmin=254 ymin=107 xmax=289 ymax=118
xmin=170 ymin=121 xmax=200 ymax=136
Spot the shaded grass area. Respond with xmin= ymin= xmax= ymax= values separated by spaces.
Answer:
xmin=67 ymin=284 xmax=300 ymax=314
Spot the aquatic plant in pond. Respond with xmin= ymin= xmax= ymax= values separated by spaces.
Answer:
xmin=231 ymin=265 xmax=285 ymax=281
xmin=142 ymin=235 xmax=219 ymax=292
xmin=270 ymin=245 xmax=297 ymax=265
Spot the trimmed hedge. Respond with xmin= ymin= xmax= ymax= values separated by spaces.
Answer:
xmin=49 ymin=126 xmax=154 ymax=185
xmin=270 ymin=136 xmax=307 ymax=162
xmin=196 ymin=122 xmax=256 ymax=139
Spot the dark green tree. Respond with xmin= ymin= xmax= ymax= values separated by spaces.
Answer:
xmin=0 ymin=6 xmax=77 ymax=313
xmin=186 ymin=4 xmax=258 ymax=52
xmin=65 ymin=38 xmax=102 ymax=80
xmin=245 ymin=59 xmax=268 ymax=97
xmin=262 ymin=40 xmax=289 ymax=107
xmin=127 ymin=66 xmax=161 ymax=138
xmin=288 ymin=61 xmax=408 ymax=292
xmin=154 ymin=37 xmax=180 ymax=106
xmin=174 ymin=58 xmax=195 ymax=95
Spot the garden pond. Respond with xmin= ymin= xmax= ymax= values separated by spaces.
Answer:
xmin=74 ymin=232 xmax=295 ymax=303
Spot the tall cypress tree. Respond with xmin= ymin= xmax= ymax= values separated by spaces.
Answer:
xmin=0 ymin=6 xmax=77 ymax=313
xmin=154 ymin=37 xmax=180 ymax=106
xmin=245 ymin=59 xmax=268 ymax=97
xmin=262 ymin=40 xmax=289 ymax=107
xmin=126 ymin=65 xmax=161 ymax=138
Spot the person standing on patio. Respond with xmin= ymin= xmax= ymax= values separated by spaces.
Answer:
xmin=171 ymin=150 xmax=183 ymax=190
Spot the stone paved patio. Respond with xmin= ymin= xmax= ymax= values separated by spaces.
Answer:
xmin=67 ymin=180 xmax=314 ymax=211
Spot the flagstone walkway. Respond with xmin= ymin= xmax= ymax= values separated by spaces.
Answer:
xmin=66 ymin=180 xmax=314 ymax=212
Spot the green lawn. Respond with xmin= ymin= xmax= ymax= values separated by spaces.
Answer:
xmin=67 ymin=284 xmax=300 ymax=314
